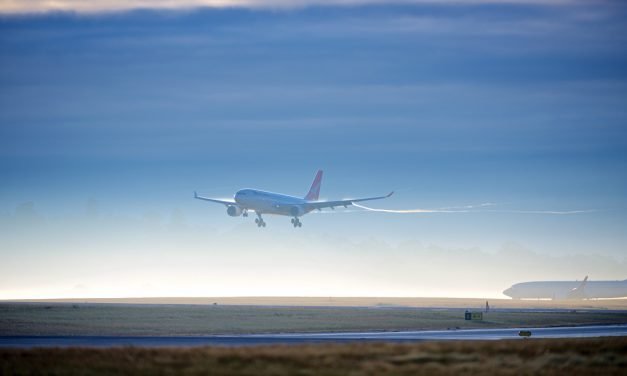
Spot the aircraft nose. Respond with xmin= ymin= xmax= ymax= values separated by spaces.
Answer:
xmin=503 ymin=287 xmax=513 ymax=296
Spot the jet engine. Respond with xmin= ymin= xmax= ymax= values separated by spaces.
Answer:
xmin=227 ymin=205 xmax=243 ymax=217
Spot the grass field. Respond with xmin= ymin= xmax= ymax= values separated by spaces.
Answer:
xmin=2 ymin=302 xmax=627 ymax=336
xmin=2 ymin=337 xmax=627 ymax=375
xmin=11 ymin=296 xmax=627 ymax=309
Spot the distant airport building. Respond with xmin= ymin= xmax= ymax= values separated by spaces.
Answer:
xmin=503 ymin=276 xmax=627 ymax=300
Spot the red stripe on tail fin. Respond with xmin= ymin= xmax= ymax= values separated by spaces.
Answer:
xmin=305 ymin=170 xmax=323 ymax=201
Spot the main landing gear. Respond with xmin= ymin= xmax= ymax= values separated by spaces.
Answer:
xmin=255 ymin=212 xmax=266 ymax=228
xmin=291 ymin=217 xmax=302 ymax=228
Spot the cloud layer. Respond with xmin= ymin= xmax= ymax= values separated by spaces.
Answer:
xmin=0 ymin=0 xmax=580 ymax=15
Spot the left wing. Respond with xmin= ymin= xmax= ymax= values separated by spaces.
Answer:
xmin=194 ymin=191 xmax=237 ymax=206
xmin=305 ymin=191 xmax=394 ymax=210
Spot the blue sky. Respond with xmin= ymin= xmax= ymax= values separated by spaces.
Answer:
xmin=1 ymin=1 xmax=626 ymax=298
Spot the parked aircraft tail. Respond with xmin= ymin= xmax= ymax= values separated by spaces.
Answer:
xmin=568 ymin=275 xmax=588 ymax=299
xmin=305 ymin=170 xmax=323 ymax=201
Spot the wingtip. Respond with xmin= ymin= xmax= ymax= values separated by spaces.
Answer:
xmin=194 ymin=191 xmax=198 ymax=198
xmin=387 ymin=191 xmax=394 ymax=197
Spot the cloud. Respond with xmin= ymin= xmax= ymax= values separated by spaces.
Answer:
xmin=0 ymin=0 xmax=581 ymax=15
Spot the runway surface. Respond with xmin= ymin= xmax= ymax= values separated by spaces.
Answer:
xmin=2 ymin=325 xmax=627 ymax=348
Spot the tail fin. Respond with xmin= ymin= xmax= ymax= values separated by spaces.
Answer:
xmin=305 ymin=170 xmax=323 ymax=201
xmin=568 ymin=275 xmax=589 ymax=299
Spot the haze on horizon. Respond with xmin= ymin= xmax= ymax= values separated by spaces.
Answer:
xmin=1 ymin=0 xmax=626 ymax=300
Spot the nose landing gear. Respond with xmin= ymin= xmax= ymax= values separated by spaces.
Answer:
xmin=291 ymin=217 xmax=302 ymax=228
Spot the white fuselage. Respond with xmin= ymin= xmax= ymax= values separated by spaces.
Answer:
xmin=234 ymin=189 xmax=311 ymax=217
xmin=503 ymin=280 xmax=627 ymax=300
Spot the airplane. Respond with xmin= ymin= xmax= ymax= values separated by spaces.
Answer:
xmin=194 ymin=170 xmax=393 ymax=228
xmin=503 ymin=276 xmax=627 ymax=300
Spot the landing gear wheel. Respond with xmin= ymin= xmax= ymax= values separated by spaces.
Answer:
xmin=255 ymin=213 xmax=266 ymax=228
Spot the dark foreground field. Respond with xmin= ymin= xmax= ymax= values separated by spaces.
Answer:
xmin=2 ymin=338 xmax=626 ymax=375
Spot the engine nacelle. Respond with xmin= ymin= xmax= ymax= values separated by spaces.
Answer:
xmin=227 ymin=205 xmax=243 ymax=217
xmin=290 ymin=206 xmax=304 ymax=217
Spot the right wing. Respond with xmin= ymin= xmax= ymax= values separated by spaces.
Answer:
xmin=194 ymin=191 xmax=237 ymax=206
xmin=305 ymin=191 xmax=394 ymax=211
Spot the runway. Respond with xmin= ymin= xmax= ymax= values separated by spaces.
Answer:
xmin=2 ymin=324 xmax=626 ymax=348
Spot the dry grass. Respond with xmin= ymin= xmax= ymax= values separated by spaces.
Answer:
xmin=2 ymin=338 xmax=627 ymax=375
xmin=9 ymin=296 xmax=627 ymax=310
xmin=2 ymin=303 xmax=627 ymax=336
